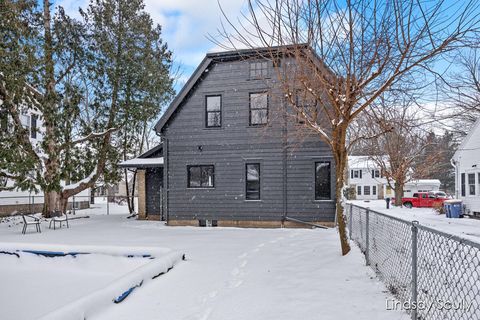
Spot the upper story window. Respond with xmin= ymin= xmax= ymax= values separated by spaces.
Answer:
xmin=246 ymin=163 xmax=261 ymax=200
xmin=315 ymin=161 xmax=331 ymax=200
xmin=205 ymin=95 xmax=221 ymax=128
xmin=351 ymin=170 xmax=362 ymax=179
xmin=187 ymin=165 xmax=214 ymax=188
xmin=249 ymin=61 xmax=268 ymax=79
xmin=249 ymin=92 xmax=268 ymax=126
xmin=468 ymin=173 xmax=475 ymax=195
xmin=295 ymin=90 xmax=317 ymax=124
xmin=371 ymin=170 xmax=380 ymax=178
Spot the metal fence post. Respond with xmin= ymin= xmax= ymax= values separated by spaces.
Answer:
xmin=348 ymin=204 xmax=353 ymax=239
xmin=107 ymin=198 xmax=110 ymax=215
xmin=365 ymin=208 xmax=370 ymax=266
xmin=72 ymin=196 xmax=76 ymax=215
xmin=411 ymin=221 xmax=419 ymax=320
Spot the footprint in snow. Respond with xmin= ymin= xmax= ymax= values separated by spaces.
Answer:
xmin=238 ymin=252 xmax=248 ymax=259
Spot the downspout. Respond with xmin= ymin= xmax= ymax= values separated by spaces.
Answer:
xmin=156 ymin=130 xmax=168 ymax=222
xmin=450 ymin=158 xmax=458 ymax=199
xmin=282 ymin=97 xmax=288 ymax=225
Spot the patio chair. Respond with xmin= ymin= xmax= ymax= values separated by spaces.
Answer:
xmin=49 ymin=211 xmax=69 ymax=230
xmin=22 ymin=214 xmax=41 ymax=234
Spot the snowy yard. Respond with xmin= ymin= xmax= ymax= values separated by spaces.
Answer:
xmin=350 ymin=200 xmax=480 ymax=243
xmin=0 ymin=204 xmax=408 ymax=320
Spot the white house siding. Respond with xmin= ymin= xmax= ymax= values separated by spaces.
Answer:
xmin=452 ymin=118 xmax=480 ymax=215
xmin=403 ymin=180 xmax=441 ymax=197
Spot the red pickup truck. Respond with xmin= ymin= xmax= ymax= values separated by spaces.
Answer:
xmin=402 ymin=192 xmax=447 ymax=208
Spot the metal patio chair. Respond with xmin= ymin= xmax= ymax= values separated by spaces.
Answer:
xmin=48 ymin=211 xmax=69 ymax=230
xmin=21 ymin=214 xmax=41 ymax=234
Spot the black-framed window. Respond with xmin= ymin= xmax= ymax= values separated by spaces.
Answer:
xmin=249 ymin=61 xmax=268 ymax=78
xmin=246 ymin=163 xmax=260 ymax=200
xmin=372 ymin=170 xmax=380 ymax=178
xmin=294 ymin=89 xmax=317 ymax=124
xmin=461 ymin=173 xmax=466 ymax=197
xmin=364 ymin=186 xmax=371 ymax=195
xmin=372 ymin=185 xmax=377 ymax=195
xmin=249 ymin=92 xmax=268 ymax=125
xmin=205 ymin=95 xmax=221 ymax=128
xmin=315 ymin=161 xmax=331 ymax=200
xmin=187 ymin=165 xmax=214 ymax=188
xmin=468 ymin=173 xmax=476 ymax=195
xmin=357 ymin=186 xmax=361 ymax=195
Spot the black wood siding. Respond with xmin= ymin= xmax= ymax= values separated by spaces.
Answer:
xmin=162 ymin=59 xmax=335 ymax=222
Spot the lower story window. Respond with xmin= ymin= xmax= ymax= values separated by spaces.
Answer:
xmin=188 ymin=165 xmax=214 ymax=188
xmin=468 ymin=173 xmax=476 ymax=195
xmin=246 ymin=163 xmax=260 ymax=200
xmin=357 ymin=186 xmax=362 ymax=195
xmin=372 ymin=185 xmax=377 ymax=196
xmin=315 ymin=161 xmax=331 ymax=200
xmin=364 ymin=186 xmax=370 ymax=195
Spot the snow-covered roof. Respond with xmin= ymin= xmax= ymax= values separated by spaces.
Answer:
xmin=348 ymin=156 xmax=382 ymax=169
xmin=119 ymin=157 xmax=164 ymax=168
xmin=405 ymin=179 xmax=441 ymax=186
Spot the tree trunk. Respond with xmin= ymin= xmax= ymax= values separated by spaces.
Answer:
xmin=332 ymin=125 xmax=351 ymax=256
xmin=124 ymin=168 xmax=134 ymax=214
xmin=394 ymin=181 xmax=404 ymax=206
xmin=43 ymin=191 xmax=60 ymax=217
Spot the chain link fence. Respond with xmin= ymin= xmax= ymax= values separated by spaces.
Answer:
xmin=347 ymin=203 xmax=480 ymax=320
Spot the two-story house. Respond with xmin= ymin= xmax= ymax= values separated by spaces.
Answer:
xmin=347 ymin=156 xmax=390 ymax=200
xmin=121 ymin=46 xmax=336 ymax=227
xmin=452 ymin=117 xmax=480 ymax=217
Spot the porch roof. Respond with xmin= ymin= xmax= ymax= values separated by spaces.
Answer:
xmin=118 ymin=157 xmax=164 ymax=168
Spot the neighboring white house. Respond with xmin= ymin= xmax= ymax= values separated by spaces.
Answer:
xmin=347 ymin=156 xmax=441 ymax=200
xmin=452 ymin=117 xmax=480 ymax=216
xmin=347 ymin=156 xmax=392 ymax=200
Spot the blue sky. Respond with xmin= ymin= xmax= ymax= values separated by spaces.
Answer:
xmin=57 ymin=0 xmax=248 ymax=91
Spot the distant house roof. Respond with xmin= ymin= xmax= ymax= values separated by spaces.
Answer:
xmin=405 ymin=179 xmax=441 ymax=186
xmin=118 ymin=143 xmax=163 ymax=168
xmin=154 ymin=44 xmax=323 ymax=133
xmin=348 ymin=156 xmax=384 ymax=169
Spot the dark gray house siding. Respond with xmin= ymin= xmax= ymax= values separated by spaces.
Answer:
xmin=156 ymin=48 xmax=336 ymax=226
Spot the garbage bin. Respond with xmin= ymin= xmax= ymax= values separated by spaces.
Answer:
xmin=444 ymin=200 xmax=462 ymax=218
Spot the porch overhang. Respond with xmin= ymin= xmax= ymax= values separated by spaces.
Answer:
xmin=118 ymin=157 xmax=164 ymax=168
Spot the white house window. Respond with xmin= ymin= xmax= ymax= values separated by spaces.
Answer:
xmin=364 ymin=186 xmax=370 ymax=195
xmin=30 ymin=114 xmax=38 ymax=139
xmin=357 ymin=186 xmax=361 ymax=195
xmin=461 ymin=173 xmax=466 ymax=197
xmin=249 ymin=61 xmax=268 ymax=78
xmin=468 ymin=173 xmax=476 ymax=195
xmin=372 ymin=185 xmax=377 ymax=196
xmin=351 ymin=170 xmax=362 ymax=179
xmin=372 ymin=170 xmax=380 ymax=178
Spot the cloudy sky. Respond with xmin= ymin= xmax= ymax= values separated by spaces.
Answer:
xmin=58 ymin=0 xmax=249 ymax=90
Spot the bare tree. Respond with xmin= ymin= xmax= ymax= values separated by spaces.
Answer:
xmin=213 ymin=0 xmax=480 ymax=254
xmin=354 ymin=102 xmax=440 ymax=206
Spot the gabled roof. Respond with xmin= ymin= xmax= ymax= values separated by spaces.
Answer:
xmin=154 ymin=44 xmax=315 ymax=133
xmin=453 ymin=116 xmax=480 ymax=161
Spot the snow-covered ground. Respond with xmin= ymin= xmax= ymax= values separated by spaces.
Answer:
xmin=0 ymin=203 xmax=408 ymax=320
xmin=349 ymin=200 xmax=480 ymax=244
